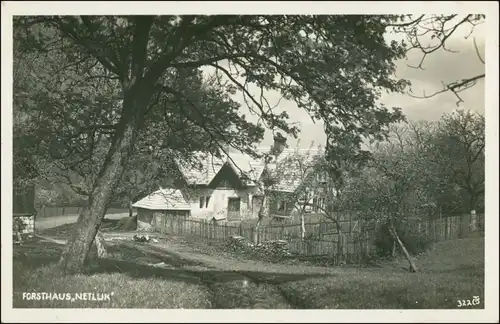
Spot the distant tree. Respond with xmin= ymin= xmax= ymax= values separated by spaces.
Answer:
xmin=266 ymin=144 xmax=324 ymax=240
xmin=433 ymin=110 xmax=485 ymax=213
xmin=339 ymin=151 xmax=424 ymax=272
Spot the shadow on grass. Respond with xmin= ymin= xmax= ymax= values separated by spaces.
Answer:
xmin=99 ymin=242 xmax=335 ymax=286
xmin=13 ymin=239 xmax=64 ymax=270
xmin=14 ymin=239 xmax=335 ymax=286
xmin=105 ymin=241 xmax=212 ymax=269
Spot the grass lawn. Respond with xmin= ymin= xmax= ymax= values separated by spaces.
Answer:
xmin=13 ymin=239 xmax=212 ymax=308
xmin=277 ymin=236 xmax=485 ymax=309
xmin=12 ymin=229 xmax=485 ymax=309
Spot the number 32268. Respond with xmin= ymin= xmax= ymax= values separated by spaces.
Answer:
xmin=457 ymin=296 xmax=481 ymax=307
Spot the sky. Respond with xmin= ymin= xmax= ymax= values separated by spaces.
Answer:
xmin=220 ymin=16 xmax=486 ymax=151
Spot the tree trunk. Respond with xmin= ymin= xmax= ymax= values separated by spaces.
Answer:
xmin=389 ymin=224 xmax=418 ymax=273
xmin=94 ymin=230 xmax=107 ymax=258
xmin=58 ymin=99 xmax=144 ymax=273
xmin=333 ymin=219 xmax=346 ymax=265
xmin=254 ymin=215 xmax=262 ymax=244
xmin=254 ymin=194 xmax=268 ymax=244
xmin=129 ymin=199 xmax=134 ymax=217
xmin=468 ymin=192 xmax=478 ymax=212
xmin=300 ymin=212 xmax=306 ymax=240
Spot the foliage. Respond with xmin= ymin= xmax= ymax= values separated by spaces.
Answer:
xmin=14 ymin=15 xmax=411 ymax=185
xmin=35 ymin=187 xmax=69 ymax=207
xmin=337 ymin=109 xmax=484 ymax=266
xmin=340 ymin=109 xmax=485 ymax=220
xmin=434 ymin=110 xmax=485 ymax=212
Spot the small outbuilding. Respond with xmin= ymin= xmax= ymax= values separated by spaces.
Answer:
xmin=132 ymin=188 xmax=191 ymax=233
xmin=13 ymin=185 xmax=36 ymax=238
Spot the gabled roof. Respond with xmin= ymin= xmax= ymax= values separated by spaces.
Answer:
xmin=225 ymin=153 xmax=267 ymax=186
xmin=172 ymin=147 xmax=325 ymax=192
xmin=174 ymin=151 xmax=266 ymax=186
xmin=132 ymin=188 xmax=190 ymax=211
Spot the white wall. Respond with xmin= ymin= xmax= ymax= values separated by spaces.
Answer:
xmin=187 ymin=186 xmax=261 ymax=220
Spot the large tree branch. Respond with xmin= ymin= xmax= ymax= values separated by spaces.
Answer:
xmin=142 ymin=16 xmax=197 ymax=85
xmin=209 ymin=62 xmax=271 ymax=126
xmin=125 ymin=16 xmax=155 ymax=89
xmin=144 ymin=15 xmax=248 ymax=86
xmin=155 ymin=84 xmax=248 ymax=175
xmin=408 ymin=74 xmax=485 ymax=106
xmin=404 ymin=14 xmax=473 ymax=70
xmin=172 ymin=53 xmax=250 ymax=69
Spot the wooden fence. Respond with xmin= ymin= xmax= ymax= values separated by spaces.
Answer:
xmin=403 ymin=212 xmax=485 ymax=241
xmin=156 ymin=212 xmax=484 ymax=263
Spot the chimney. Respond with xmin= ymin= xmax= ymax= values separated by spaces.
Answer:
xmin=270 ymin=132 xmax=287 ymax=158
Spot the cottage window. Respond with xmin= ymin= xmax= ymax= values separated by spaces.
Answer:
xmin=199 ymin=197 xmax=204 ymax=208
xmin=205 ymin=196 xmax=210 ymax=208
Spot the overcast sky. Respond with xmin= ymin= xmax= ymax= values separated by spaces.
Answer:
xmin=223 ymin=17 xmax=486 ymax=150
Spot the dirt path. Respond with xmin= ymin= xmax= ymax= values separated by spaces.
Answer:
xmin=135 ymin=239 xmax=363 ymax=309
xmin=35 ymin=232 xmax=360 ymax=309
xmin=148 ymin=239 xmax=346 ymax=277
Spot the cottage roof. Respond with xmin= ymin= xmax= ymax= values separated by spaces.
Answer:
xmin=173 ymin=147 xmax=325 ymax=192
xmin=132 ymin=188 xmax=190 ymax=211
xmin=176 ymin=152 xmax=226 ymax=185
xmin=175 ymin=151 xmax=267 ymax=186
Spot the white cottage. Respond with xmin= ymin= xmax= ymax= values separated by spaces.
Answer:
xmin=174 ymin=152 xmax=267 ymax=221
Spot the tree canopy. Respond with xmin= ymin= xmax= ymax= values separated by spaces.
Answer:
xmin=13 ymin=15 xmax=434 ymax=272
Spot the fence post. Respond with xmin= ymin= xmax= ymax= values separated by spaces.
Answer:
xmin=470 ymin=210 xmax=477 ymax=233
xmin=433 ymin=220 xmax=436 ymax=242
xmin=444 ymin=217 xmax=448 ymax=241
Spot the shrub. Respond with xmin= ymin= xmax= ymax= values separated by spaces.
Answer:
xmin=399 ymin=231 xmax=433 ymax=255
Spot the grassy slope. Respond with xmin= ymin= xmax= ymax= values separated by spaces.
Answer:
xmin=277 ymin=235 xmax=484 ymax=309
xmin=12 ymin=233 xmax=484 ymax=309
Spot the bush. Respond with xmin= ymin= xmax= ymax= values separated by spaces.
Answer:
xmin=374 ymin=223 xmax=432 ymax=258
xmin=400 ymin=231 xmax=433 ymax=255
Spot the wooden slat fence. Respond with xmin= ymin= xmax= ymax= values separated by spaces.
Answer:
xmin=158 ymin=213 xmax=484 ymax=262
